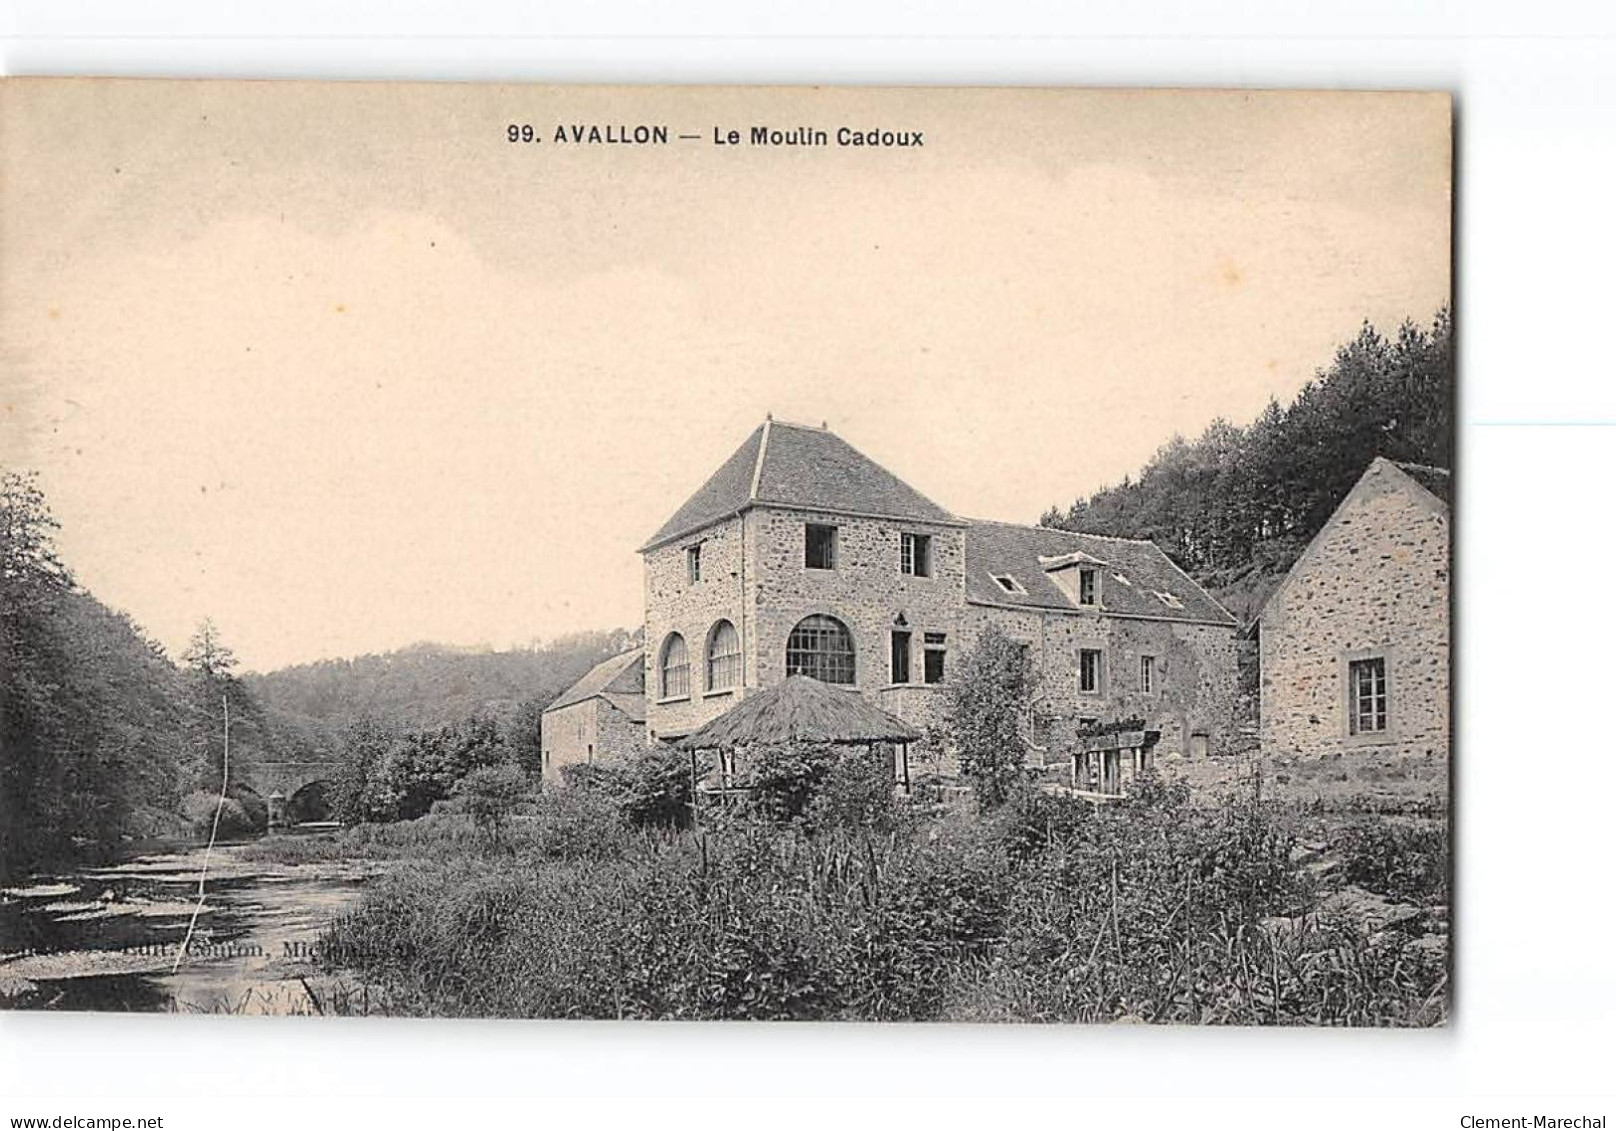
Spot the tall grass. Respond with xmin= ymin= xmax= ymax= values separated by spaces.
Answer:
xmin=312 ymin=773 xmax=1448 ymax=1025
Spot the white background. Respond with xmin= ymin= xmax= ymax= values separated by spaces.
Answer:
xmin=3 ymin=1 xmax=1615 ymax=1122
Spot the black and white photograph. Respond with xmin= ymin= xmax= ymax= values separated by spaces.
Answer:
xmin=0 ymin=80 xmax=1456 ymax=1027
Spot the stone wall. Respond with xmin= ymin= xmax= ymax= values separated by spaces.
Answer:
xmin=540 ymin=698 xmax=644 ymax=786
xmin=1258 ymin=462 xmax=1449 ymax=759
xmin=747 ymin=505 xmax=967 ymax=701
xmin=643 ymin=515 xmax=749 ymax=741
xmin=957 ymin=604 xmax=1240 ymax=764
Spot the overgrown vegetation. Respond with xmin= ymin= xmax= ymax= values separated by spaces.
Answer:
xmin=310 ymin=760 xmax=1447 ymax=1026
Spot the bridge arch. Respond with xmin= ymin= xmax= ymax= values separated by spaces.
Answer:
xmin=285 ymin=778 xmax=337 ymax=824
xmin=246 ymin=760 xmax=342 ymax=828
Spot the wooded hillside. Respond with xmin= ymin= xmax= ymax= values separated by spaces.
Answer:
xmin=244 ymin=630 xmax=637 ymax=752
xmin=1041 ymin=310 xmax=1452 ymax=621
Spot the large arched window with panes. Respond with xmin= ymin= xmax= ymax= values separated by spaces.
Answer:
xmin=706 ymin=620 xmax=741 ymax=692
xmin=785 ymin=614 xmax=856 ymax=685
xmin=659 ymin=633 xmax=690 ymax=699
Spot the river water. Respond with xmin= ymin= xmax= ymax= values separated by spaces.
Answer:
xmin=0 ymin=835 xmax=381 ymax=1014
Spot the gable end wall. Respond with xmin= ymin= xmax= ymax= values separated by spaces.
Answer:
xmin=1258 ymin=465 xmax=1450 ymax=758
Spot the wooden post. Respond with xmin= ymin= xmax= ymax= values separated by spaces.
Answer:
xmin=689 ymin=748 xmax=699 ymax=829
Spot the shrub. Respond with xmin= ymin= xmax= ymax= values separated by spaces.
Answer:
xmin=529 ymin=785 xmax=630 ymax=861
xmin=609 ymin=744 xmax=703 ymax=830
xmin=742 ymin=743 xmax=839 ymax=823
xmin=1335 ymin=820 xmax=1448 ymax=904
xmin=806 ymin=748 xmax=907 ymax=836
xmin=180 ymin=790 xmax=256 ymax=839
xmin=453 ymin=763 xmax=527 ymax=847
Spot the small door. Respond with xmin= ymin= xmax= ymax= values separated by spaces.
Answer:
xmin=1101 ymin=750 xmax=1121 ymax=795
xmin=1189 ymin=732 xmax=1210 ymax=760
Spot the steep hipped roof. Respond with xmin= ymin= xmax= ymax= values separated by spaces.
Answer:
xmin=641 ymin=419 xmax=960 ymax=551
xmin=679 ymin=675 xmax=921 ymax=750
xmin=964 ymin=520 xmax=1237 ymax=627
xmin=544 ymin=649 xmax=646 ymax=722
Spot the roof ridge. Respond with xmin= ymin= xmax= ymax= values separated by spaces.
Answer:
xmin=964 ymin=517 xmax=1159 ymax=546
xmin=764 ymin=416 xmax=830 ymax=432
xmin=1391 ymin=459 xmax=1451 ymax=476
xmin=749 ymin=418 xmax=772 ymax=501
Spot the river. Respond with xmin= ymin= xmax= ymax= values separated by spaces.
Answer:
xmin=0 ymin=835 xmax=383 ymax=1014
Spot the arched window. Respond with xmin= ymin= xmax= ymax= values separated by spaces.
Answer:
xmin=785 ymin=614 xmax=856 ymax=685
xmin=707 ymin=620 xmax=741 ymax=692
xmin=659 ymin=633 xmax=689 ymax=699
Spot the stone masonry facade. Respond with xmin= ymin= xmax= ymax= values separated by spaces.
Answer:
xmin=1258 ymin=459 xmax=1450 ymax=759
xmin=540 ymin=697 xmax=645 ymax=786
xmin=644 ymin=502 xmax=1238 ymax=768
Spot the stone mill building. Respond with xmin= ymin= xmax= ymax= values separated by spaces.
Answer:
xmin=629 ymin=417 xmax=1241 ymax=774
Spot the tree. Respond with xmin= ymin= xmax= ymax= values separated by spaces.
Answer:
xmin=453 ymin=763 xmax=527 ymax=848
xmin=333 ymin=715 xmax=396 ymax=824
xmin=180 ymin=617 xmax=238 ymax=679
xmin=505 ymin=698 xmax=547 ymax=781
xmin=2 ymin=473 xmax=194 ymax=877
xmin=941 ymin=624 xmax=1035 ymax=809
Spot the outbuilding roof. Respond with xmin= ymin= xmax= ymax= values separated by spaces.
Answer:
xmin=544 ymin=649 xmax=646 ymax=722
xmin=964 ymin=520 xmax=1236 ymax=626
xmin=678 ymin=675 xmax=922 ymax=750
xmin=641 ymin=418 xmax=960 ymax=551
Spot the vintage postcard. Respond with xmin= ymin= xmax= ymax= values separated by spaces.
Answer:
xmin=0 ymin=80 xmax=1451 ymax=1023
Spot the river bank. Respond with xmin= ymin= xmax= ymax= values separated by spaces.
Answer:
xmin=0 ymin=835 xmax=386 ymax=1014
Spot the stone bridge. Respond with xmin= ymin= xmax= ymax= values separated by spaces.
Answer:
xmin=246 ymin=760 xmax=342 ymax=825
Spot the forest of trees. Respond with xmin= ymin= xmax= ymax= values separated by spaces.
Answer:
xmin=1042 ymin=310 xmax=1452 ymax=620
xmin=1 ymin=475 xmax=277 ymax=877
xmin=245 ymin=629 xmax=635 ymax=750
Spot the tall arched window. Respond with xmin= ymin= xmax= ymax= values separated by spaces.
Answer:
xmin=707 ymin=620 xmax=741 ymax=692
xmin=659 ymin=633 xmax=689 ymax=699
xmin=785 ymin=614 xmax=856 ymax=685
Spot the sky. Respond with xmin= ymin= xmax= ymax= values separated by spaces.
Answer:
xmin=0 ymin=81 xmax=1451 ymax=672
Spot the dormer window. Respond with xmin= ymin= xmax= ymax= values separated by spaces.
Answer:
xmin=1078 ymin=568 xmax=1099 ymax=606
xmin=992 ymin=573 xmax=1025 ymax=595
xmin=1154 ymin=590 xmax=1185 ymax=610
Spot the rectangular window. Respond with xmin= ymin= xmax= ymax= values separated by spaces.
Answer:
xmin=1078 ymin=568 xmax=1098 ymax=606
xmin=1349 ymin=657 xmax=1388 ymax=735
xmin=1079 ymin=648 xmax=1102 ymax=694
xmin=805 ymin=524 xmax=838 ymax=570
xmin=1140 ymin=654 xmax=1155 ymax=694
xmin=901 ymin=532 xmax=932 ymax=577
xmin=1029 ymin=712 xmax=1050 ymax=749
xmin=923 ymin=632 xmax=947 ymax=684
xmin=686 ymin=542 xmax=702 ymax=584
xmin=890 ymin=631 xmax=912 ymax=684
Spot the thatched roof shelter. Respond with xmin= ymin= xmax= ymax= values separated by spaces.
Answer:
xmin=678 ymin=675 xmax=922 ymax=750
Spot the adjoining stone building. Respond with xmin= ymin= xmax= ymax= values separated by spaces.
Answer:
xmin=638 ymin=418 xmax=1240 ymax=775
xmin=539 ymin=649 xmax=646 ymax=786
xmin=1252 ymin=457 xmax=1450 ymax=760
